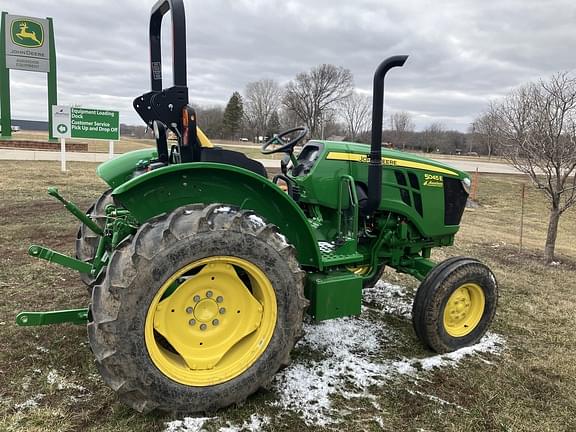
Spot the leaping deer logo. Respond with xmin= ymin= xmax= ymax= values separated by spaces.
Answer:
xmin=16 ymin=22 xmax=40 ymax=44
xmin=11 ymin=20 xmax=44 ymax=48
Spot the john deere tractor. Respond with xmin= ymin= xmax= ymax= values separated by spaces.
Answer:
xmin=17 ymin=0 xmax=498 ymax=413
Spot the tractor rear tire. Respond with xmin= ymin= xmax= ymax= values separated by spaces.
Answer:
xmin=88 ymin=204 xmax=307 ymax=413
xmin=412 ymin=257 xmax=498 ymax=353
xmin=75 ymin=189 xmax=113 ymax=288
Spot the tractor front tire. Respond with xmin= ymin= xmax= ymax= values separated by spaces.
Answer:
xmin=412 ymin=257 xmax=498 ymax=353
xmin=75 ymin=189 xmax=113 ymax=288
xmin=88 ymin=204 xmax=307 ymax=413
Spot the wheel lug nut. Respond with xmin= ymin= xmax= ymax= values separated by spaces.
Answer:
xmin=193 ymin=295 xmax=201 ymax=303
xmin=189 ymin=319 xmax=196 ymax=326
xmin=200 ymin=323 xmax=207 ymax=331
xmin=186 ymin=307 xmax=193 ymax=314
xmin=206 ymin=291 xmax=213 ymax=298
xmin=216 ymin=296 xmax=223 ymax=303
xmin=212 ymin=319 xmax=219 ymax=326
xmin=219 ymin=307 xmax=226 ymax=314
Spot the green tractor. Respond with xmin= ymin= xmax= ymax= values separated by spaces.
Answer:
xmin=17 ymin=0 xmax=498 ymax=413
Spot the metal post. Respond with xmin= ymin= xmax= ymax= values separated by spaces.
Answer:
xmin=519 ymin=183 xmax=526 ymax=252
xmin=47 ymin=17 xmax=58 ymax=142
xmin=0 ymin=12 xmax=12 ymax=138
xmin=60 ymin=137 xmax=66 ymax=172
xmin=109 ymin=140 xmax=114 ymax=159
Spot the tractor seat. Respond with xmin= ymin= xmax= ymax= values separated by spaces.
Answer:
xmin=201 ymin=147 xmax=267 ymax=178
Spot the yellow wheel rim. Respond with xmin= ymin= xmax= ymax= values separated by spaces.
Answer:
xmin=145 ymin=256 xmax=277 ymax=386
xmin=443 ymin=283 xmax=485 ymax=337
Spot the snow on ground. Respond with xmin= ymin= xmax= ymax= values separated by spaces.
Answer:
xmin=14 ymin=394 xmax=45 ymax=411
xmin=46 ymin=369 xmax=86 ymax=392
xmin=363 ymin=280 xmax=413 ymax=319
xmin=164 ymin=415 xmax=270 ymax=432
xmin=164 ymin=281 xmax=505 ymax=430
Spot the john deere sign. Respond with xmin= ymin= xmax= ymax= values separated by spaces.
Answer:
xmin=5 ymin=15 xmax=50 ymax=72
xmin=1 ymin=12 xmax=57 ymax=139
xmin=52 ymin=106 xmax=120 ymax=141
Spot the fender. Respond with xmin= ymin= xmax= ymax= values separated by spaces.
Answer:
xmin=112 ymin=162 xmax=322 ymax=269
xmin=97 ymin=148 xmax=158 ymax=189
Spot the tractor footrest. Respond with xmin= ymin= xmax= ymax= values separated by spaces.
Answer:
xmin=305 ymin=272 xmax=362 ymax=321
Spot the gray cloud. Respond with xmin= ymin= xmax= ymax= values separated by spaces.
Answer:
xmin=3 ymin=0 xmax=576 ymax=130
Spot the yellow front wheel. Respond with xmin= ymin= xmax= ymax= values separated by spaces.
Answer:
xmin=88 ymin=204 xmax=307 ymax=413
xmin=412 ymin=257 xmax=498 ymax=353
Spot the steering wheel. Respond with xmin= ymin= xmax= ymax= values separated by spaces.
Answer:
xmin=261 ymin=126 xmax=308 ymax=154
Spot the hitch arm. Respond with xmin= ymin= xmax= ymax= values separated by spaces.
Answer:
xmin=48 ymin=187 xmax=104 ymax=236
xmin=28 ymin=245 xmax=92 ymax=273
xmin=16 ymin=308 xmax=88 ymax=326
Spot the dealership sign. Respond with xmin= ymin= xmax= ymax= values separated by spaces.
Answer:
xmin=5 ymin=14 xmax=50 ymax=72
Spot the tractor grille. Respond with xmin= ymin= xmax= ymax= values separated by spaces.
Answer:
xmin=444 ymin=177 xmax=468 ymax=225
xmin=394 ymin=170 xmax=423 ymax=217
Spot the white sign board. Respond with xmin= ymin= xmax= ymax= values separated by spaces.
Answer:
xmin=51 ymin=105 xmax=71 ymax=138
xmin=5 ymin=15 xmax=50 ymax=73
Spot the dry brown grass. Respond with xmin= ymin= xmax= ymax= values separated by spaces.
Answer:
xmin=0 ymin=163 xmax=574 ymax=431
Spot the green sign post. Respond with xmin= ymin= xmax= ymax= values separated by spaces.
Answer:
xmin=0 ymin=13 xmax=57 ymax=140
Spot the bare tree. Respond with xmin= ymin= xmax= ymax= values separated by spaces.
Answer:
xmin=471 ymin=106 xmax=501 ymax=158
xmin=243 ymin=79 xmax=282 ymax=140
xmin=283 ymin=64 xmax=353 ymax=138
xmin=422 ymin=122 xmax=445 ymax=153
xmin=339 ymin=92 xmax=371 ymax=141
xmin=389 ymin=111 xmax=415 ymax=149
xmin=489 ymin=72 xmax=576 ymax=262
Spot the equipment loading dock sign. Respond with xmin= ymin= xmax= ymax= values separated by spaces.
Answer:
xmin=51 ymin=105 xmax=119 ymax=141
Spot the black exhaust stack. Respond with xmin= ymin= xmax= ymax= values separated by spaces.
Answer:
xmin=365 ymin=55 xmax=408 ymax=215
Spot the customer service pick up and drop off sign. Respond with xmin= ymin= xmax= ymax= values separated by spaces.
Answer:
xmin=52 ymin=106 xmax=120 ymax=141
xmin=71 ymin=108 xmax=119 ymax=140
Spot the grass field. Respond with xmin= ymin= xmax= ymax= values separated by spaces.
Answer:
xmin=1 ymin=161 xmax=575 ymax=432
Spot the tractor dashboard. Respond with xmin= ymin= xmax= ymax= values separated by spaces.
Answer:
xmin=292 ymin=142 xmax=324 ymax=176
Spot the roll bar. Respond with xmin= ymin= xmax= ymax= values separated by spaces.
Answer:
xmin=149 ymin=0 xmax=187 ymax=90
xmin=364 ymin=55 xmax=409 ymax=215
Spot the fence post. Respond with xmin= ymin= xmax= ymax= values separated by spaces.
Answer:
xmin=519 ymin=183 xmax=526 ymax=252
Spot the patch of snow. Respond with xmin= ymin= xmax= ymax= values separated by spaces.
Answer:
xmin=46 ymin=369 xmax=86 ymax=392
xmin=164 ymin=416 xmax=214 ymax=432
xmin=14 ymin=393 xmax=44 ymax=411
xmin=36 ymin=345 xmax=49 ymax=353
xmin=214 ymin=206 xmax=232 ymax=214
xmin=219 ymin=414 xmax=270 ymax=432
xmin=408 ymin=389 xmax=466 ymax=410
xmin=248 ymin=214 xmax=266 ymax=228
xmin=363 ymin=281 xmax=413 ymax=319
xmin=276 ymin=233 xmax=289 ymax=246
xmin=318 ymin=241 xmax=336 ymax=253
xmin=273 ymin=314 xmax=505 ymax=426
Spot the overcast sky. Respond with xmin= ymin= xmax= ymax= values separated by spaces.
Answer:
xmin=3 ymin=0 xmax=576 ymax=131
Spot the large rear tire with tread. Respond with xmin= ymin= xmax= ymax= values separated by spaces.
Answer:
xmin=88 ymin=204 xmax=307 ymax=413
xmin=75 ymin=189 xmax=113 ymax=288
xmin=412 ymin=257 xmax=498 ymax=353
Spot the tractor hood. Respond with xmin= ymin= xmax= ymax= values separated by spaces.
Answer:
xmin=96 ymin=148 xmax=158 ymax=189
xmin=320 ymin=141 xmax=469 ymax=180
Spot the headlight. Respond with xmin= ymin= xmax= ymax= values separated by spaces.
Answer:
xmin=461 ymin=177 xmax=471 ymax=194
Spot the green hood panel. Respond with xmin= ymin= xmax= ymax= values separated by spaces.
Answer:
xmin=96 ymin=148 xmax=158 ymax=189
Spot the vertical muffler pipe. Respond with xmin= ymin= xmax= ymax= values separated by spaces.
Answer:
xmin=365 ymin=55 xmax=409 ymax=215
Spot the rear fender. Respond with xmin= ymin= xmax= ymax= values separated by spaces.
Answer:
xmin=112 ymin=162 xmax=322 ymax=268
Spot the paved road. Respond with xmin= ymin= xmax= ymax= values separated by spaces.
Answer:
xmin=0 ymin=148 xmax=522 ymax=174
